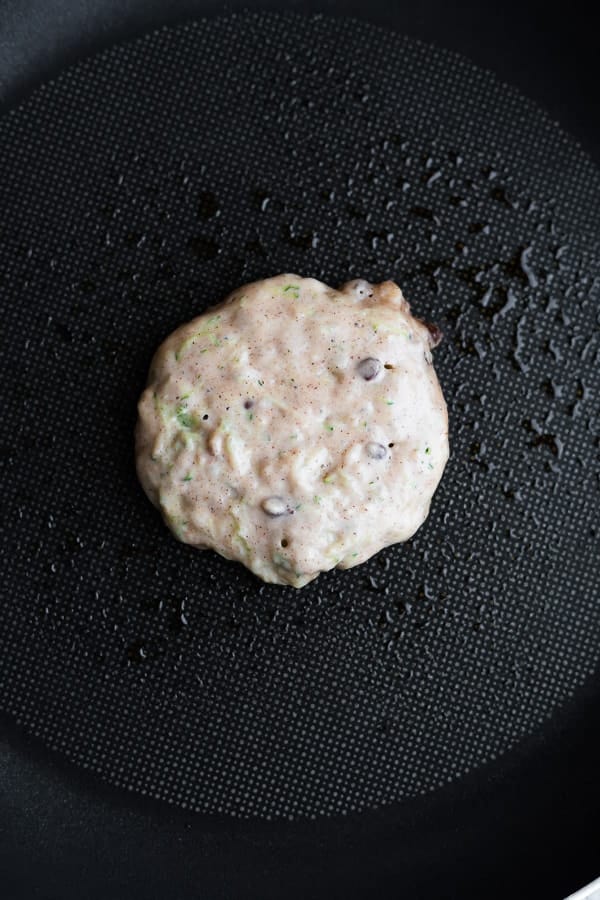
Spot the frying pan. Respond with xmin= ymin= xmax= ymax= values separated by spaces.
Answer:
xmin=1 ymin=1 xmax=599 ymax=898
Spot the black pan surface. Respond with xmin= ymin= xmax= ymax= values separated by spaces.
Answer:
xmin=1 ymin=2 xmax=599 ymax=898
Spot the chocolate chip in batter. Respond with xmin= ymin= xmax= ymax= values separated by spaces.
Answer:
xmin=423 ymin=321 xmax=443 ymax=347
xmin=243 ymin=399 xmax=254 ymax=409
xmin=357 ymin=357 xmax=382 ymax=381
xmin=366 ymin=442 xmax=387 ymax=459
xmin=262 ymin=496 xmax=288 ymax=517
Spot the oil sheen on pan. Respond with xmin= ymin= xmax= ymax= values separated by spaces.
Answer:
xmin=136 ymin=274 xmax=449 ymax=587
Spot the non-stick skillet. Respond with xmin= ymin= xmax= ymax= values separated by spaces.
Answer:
xmin=1 ymin=1 xmax=599 ymax=898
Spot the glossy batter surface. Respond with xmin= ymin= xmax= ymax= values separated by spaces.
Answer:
xmin=136 ymin=275 xmax=449 ymax=587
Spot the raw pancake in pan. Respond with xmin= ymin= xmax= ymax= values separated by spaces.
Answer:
xmin=136 ymin=275 xmax=448 ymax=586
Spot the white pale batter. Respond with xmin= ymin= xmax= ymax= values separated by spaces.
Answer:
xmin=136 ymin=275 xmax=449 ymax=587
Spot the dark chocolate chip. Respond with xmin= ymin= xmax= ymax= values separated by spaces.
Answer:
xmin=366 ymin=442 xmax=387 ymax=459
xmin=357 ymin=357 xmax=382 ymax=381
xmin=424 ymin=321 xmax=443 ymax=347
